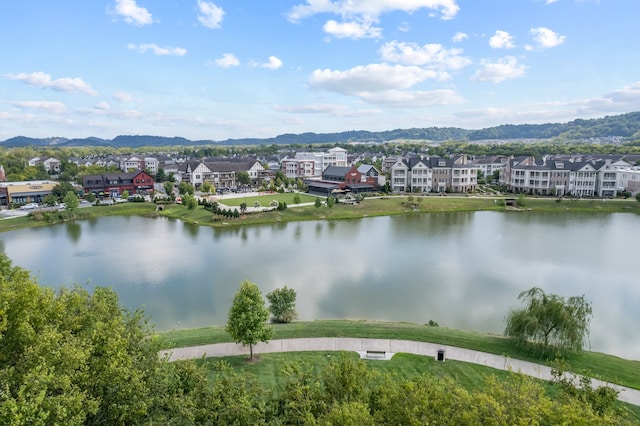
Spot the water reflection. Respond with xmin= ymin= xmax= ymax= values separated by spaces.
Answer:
xmin=0 ymin=212 xmax=639 ymax=359
xmin=183 ymin=222 xmax=200 ymax=238
xmin=66 ymin=222 xmax=81 ymax=242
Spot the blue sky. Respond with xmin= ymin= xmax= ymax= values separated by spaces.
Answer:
xmin=1 ymin=0 xmax=639 ymax=141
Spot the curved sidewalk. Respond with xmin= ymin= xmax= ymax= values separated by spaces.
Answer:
xmin=161 ymin=337 xmax=640 ymax=406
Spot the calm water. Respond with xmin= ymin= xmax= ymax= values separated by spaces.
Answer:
xmin=2 ymin=212 xmax=639 ymax=360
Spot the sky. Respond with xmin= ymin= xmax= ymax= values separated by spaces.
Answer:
xmin=1 ymin=0 xmax=639 ymax=141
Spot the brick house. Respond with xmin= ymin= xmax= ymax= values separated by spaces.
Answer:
xmin=82 ymin=170 xmax=155 ymax=198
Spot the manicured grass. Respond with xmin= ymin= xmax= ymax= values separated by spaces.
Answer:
xmin=218 ymin=192 xmax=319 ymax=207
xmin=158 ymin=320 xmax=640 ymax=391
xmin=204 ymin=351 xmax=515 ymax=393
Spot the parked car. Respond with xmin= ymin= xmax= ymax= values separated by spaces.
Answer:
xmin=20 ymin=203 xmax=39 ymax=210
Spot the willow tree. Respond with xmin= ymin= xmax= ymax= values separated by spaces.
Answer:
xmin=505 ymin=287 xmax=592 ymax=355
xmin=226 ymin=280 xmax=273 ymax=361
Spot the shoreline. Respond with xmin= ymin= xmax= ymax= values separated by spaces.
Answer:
xmin=3 ymin=194 xmax=638 ymax=233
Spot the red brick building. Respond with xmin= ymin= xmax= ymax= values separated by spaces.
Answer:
xmin=82 ymin=170 xmax=155 ymax=198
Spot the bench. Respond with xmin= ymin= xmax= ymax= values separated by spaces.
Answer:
xmin=356 ymin=350 xmax=394 ymax=360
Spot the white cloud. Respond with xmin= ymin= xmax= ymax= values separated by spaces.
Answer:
xmin=5 ymin=72 xmax=97 ymax=96
xmin=273 ymin=104 xmax=349 ymax=114
xmin=109 ymin=0 xmax=153 ymax=26
xmin=530 ymin=27 xmax=566 ymax=49
xmin=12 ymin=100 xmax=67 ymax=114
xmin=273 ymin=103 xmax=382 ymax=118
xmin=398 ymin=21 xmax=411 ymax=32
xmin=545 ymin=0 xmax=559 ymax=4
xmin=489 ymin=30 xmax=515 ymax=49
xmin=309 ymin=63 xmax=442 ymax=96
xmin=358 ymin=89 xmax=465 ymax=106
xmin=380 ymin=41 xmax=471 ymax=70
xmin=197 ymin=0 xmax=224 ymax=29
xmin=287 ymin=0 xmax=460 ymax=23
xmin=452 ymin=32 xmax=468 ymax=42
xmin=113 ymin=92 xmax=134 ymax=102
xmin=261 ymin=56 xmax=283 ymax=70
xmin=471 ymin=56 xmax=526 ymax=83
xmin=323 ymin=19 xmax=382 ymax=39
xmin=94 ymin=102 xmax=111 ymax=111
xmin=578 ymin=81 xmax=640 ymax=114
xmin=214 ymin=53 xmax=240 ymax=67
xmin=127 ymin=43 xmax=187 ymax=56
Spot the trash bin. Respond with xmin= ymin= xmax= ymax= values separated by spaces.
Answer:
xmin=436 ymin=349 xmax=445 ymax=362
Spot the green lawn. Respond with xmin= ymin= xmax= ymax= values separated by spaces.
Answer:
xmin=204 ymin=351 xmax=514 ymax=393
xmin=218 ymin=192 xmax=319 ymax=207
xmin=158 ymin=320 xmax=640 ymax=391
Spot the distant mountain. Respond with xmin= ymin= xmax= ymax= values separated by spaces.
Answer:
xmin=2 ymin=112 xmax=639 ymax=147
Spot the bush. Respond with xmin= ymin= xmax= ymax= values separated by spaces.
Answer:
xmin=266 ymin=286 xmax=297 ymax=323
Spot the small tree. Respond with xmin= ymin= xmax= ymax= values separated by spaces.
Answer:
xmin=121 ymin=190 xmax=130 ymax=199
xmin=505 ymin=287 xmax=592 ymax=355
xmin=201 ymin=181 xmax=214 ymax=194
xmin=266 ymin=286 xmax=297 ymax=323
xmin=237 ymin=171 xmax=251 ymax=186
xmin=315 ymin=198 xmax=322 ymax=208
xmin=293 ymin=194 xmax=301 ymax=205
xmin=52 ymin=181 xmax=76 ymax=202
xmin=635 ymin=193 xmax=640 ymax=202
xmin=163 ymin=181 xmax=174 ymax=196
xmin=178 ymin=181 xmax=195 ymax=196
xmin=226 ymin=280 xmax=273 ymax=361
xmin=183 ymin=194 xmax=197 ymax=210
xmin=155 ymin=167 xmax=166 ymax=183
xmin=63 ymin=191 xmax=80 ymax=212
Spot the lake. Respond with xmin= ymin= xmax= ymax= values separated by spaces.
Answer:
xmin=1 ymin=211 xmax=639 ymax=360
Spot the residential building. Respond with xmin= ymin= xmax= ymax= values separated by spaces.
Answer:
xmin=389 ymin=155 xmax=477 ymax=193
xmin=177 ymin=160 xmax=266 ymax=190
xmin=27 ymin=157 xmax=61 ymax=174
xmin=281 ymin=147 xmax=348 ymax=179
xmin=144 ymin=157 xmax=159 ymax=175
xmin=82 ymin=171 xmax=155 ymax=198
xmin=43 ymin=158 xmax=61 ymax=173
xmin=504 ymin=156 xmax=602 ymax=197
xmin=471 ymin=156 xmax=508 ymax=181
xmin=617 ymin=167 xmax=640 ymax=195
xmin=357 ymin=164 xmax=385 ymax=187
xmin=120 ymin=156 xmax=144 ymax=172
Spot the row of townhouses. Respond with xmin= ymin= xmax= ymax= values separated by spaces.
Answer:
xmin=389 ymin=155 xmax=479 ymax=193
xmin=501 ymin=155 xmax=640 ymax=197
xmin=176 ymin=159 xmax=267 ymax=189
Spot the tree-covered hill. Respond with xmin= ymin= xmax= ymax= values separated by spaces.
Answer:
xmin=2 ymin=111 xmax=639 ymax=147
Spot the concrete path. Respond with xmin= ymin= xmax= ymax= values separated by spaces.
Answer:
xmin=161 ymin=337 xmax=640 ymax=406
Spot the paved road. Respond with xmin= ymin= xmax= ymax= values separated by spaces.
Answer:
xmin=161 ymin=337 xmax=640 ymax=407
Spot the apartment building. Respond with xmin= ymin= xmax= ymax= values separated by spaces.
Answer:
xmin=390 ymin=155 xmax=477 ymax=193
xmin=503 ymin=156 xmax=631 ymax=197
xmin=281 ymin=147 xmax=348 ymax=179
